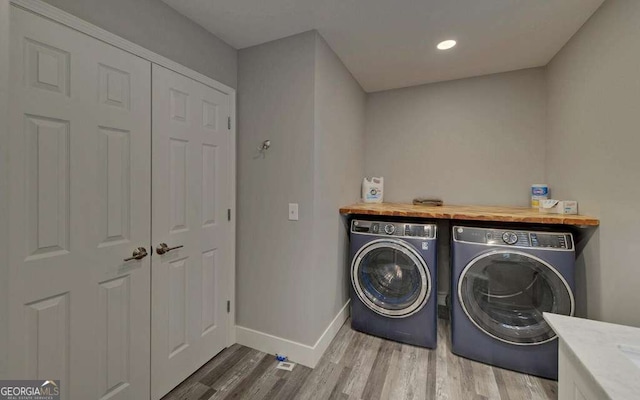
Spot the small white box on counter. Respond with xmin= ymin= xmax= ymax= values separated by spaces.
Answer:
xmin=539 ymin=200 xmax=578 ymax=214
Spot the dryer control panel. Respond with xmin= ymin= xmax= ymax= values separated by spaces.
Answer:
xmin=453 ymin=226 xmax=573 ymax=250
xmin=351 ymin=220 xmax=436 ymax=239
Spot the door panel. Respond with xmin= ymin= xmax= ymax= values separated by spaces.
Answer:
xmin=24 ymin=115 xmax=70 ymax=258
xmin=152 ymin=64 xmax=230 ymax=399
xmin=24 ymin=293 xmax=70 ymax=385
xmin=8 ymin=7 xmax=151 ymax=399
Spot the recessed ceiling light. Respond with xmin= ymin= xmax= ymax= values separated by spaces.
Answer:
xmin=437 ymin=40 xmax=457 ymax=50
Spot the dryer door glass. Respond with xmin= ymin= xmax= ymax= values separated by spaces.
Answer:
xmin=352 ymin=241 xmax=430 ymax=318
xmin=458 ymin=251 xmax=573 ymax=345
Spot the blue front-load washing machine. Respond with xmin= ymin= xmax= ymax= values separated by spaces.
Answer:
xmin=451 ymin=226 xmax=576 ymax=379
xmin=349 ymin=219 xmax=437 ymax=348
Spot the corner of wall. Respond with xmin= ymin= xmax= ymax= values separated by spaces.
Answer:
xmin=237 ymin=29 xmax=363 ymax=364
xmin=236 ymin=30 xmax=319 ymax=346
xmin=543 ymin=0 xmax=640 ymax=325
xmin=310 ymin=31 xmax=363 ymax=346
xmin=542 ymin=64 xmax=550 ymax=185
xmin=235 ymin=300 xmax=350 ymax=368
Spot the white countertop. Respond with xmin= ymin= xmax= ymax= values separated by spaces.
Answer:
xmin=544 ymin=312 xmax=640 ymax=399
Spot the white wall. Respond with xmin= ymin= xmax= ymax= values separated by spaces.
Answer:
xmin=311 ymin=34 xmax=366 ymax=340
xmin=237 ymin=31 xmax=317 ymax=345
xmin=237 ymin=31 xmax=365 ymax=348
xmin=42 ymin=0 xmax=238 ymax=88
xmin=0 ymin=0 xmax=9 ymax=379
xmin=364 ymin=68 xmax=548 ymax=301
xmin=546 ymin=0 xmax=640 ymax=325
xmin=365 ymin=68 xmax=547 ymax=206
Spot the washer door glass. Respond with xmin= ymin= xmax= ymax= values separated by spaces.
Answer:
xmin=352 ymin=240 xmax=430 ymax=318
xmin=459 ymin=251 xmax=573 ymax=345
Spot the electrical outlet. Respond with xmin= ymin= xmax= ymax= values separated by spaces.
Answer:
xmin=288 ymin=203 xmax=299 ymax=221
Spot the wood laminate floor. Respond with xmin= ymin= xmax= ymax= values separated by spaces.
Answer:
xmin=162 ymin=319 xmax=557 ymax=400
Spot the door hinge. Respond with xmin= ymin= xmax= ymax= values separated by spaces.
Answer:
xmin=227 ymin=209 xmax=231 ymax=221
xmin=228 ymin=116 xmax=231 ymax=130
xmin=227 ymin=300 xmax=231 ymax=313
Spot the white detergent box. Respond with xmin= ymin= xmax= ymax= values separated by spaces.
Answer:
xmin=539 ymin=200 xmax=578 ymax=214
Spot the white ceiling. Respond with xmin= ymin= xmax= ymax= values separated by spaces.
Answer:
xmin=162 ymin=0 xmax=605 ymax=92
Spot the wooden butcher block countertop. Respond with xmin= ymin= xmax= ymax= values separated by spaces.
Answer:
xmin=339 ymin=202 xmax=599 ymax=226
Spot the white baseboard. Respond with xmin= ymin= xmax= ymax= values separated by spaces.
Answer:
xmin=235 ymin=300 xmax=350 ymax=368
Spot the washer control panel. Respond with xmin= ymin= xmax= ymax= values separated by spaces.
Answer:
xmin=352 ymin=220 xmax=436 ymax=239
xmin=453 ymin=226 xmax=573 ymax=250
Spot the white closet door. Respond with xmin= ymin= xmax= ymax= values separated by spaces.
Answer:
xmin=151 ymin=64 xmax=231 ymax=399
xmin=8 ymin=7 xmax=151 ymax=400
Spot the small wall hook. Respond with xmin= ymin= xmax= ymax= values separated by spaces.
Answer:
xmin=255 ymin=139 xmax=271 ymax=159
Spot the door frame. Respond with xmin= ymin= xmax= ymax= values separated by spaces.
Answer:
xmin=6 ymin=0 xmax=237 ymax=347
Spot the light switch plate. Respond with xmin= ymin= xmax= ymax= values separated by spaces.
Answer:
xmin=288 ymin=203 xmax=299 ymax=221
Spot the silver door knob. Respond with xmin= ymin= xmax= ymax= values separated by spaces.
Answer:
xmin=156 ymin=243 xmax=184 ymax=255
xmin=124 ymin=247 xmax=148 ymax=261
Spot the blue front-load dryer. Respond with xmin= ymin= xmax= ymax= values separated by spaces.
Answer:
xmin=349 ymin=219 xmax=437 ymax=348
xmin=451 ymin=226 xmax=576 ymax=380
